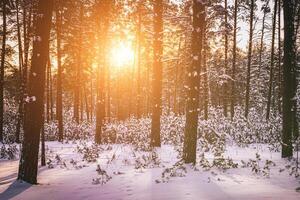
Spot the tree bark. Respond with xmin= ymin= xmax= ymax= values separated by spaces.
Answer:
xmin=245 ymin=0 xmax=254 ymax=119
xmin=258 ymin=0 xmax=269 ymax=75
xmin=223 ymin=0 xmax=228 ymax=117
xmin=230 ymin=0 xmax=238 ymax=120
xmin=95 ymin=0 xmax=110 ymax=144
xmin=266 ymin=0 xmax=278 ymax=120
xmin=150 ymin=0 xmax=163 ymax=147
xmin=136 ymin=3 xmax=142 ymax=119
xmin=18 ymin=0 xmax=54 ymax=184
xmin=281 ymin=0 xmax=296 ymax=158
xmin=0 ymin=0 xmax=7 ymax=143
xmin=56 ymin=0 xmax=63 ymax=141
xmin=183 ymin=0 xmax=205 ymax=164
xmin=16 ymin=0 xmax=24 ymax=143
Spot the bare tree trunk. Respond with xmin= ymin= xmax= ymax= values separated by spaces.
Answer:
xmin=41 ymin=114 xmax=45 ymax=166
xmin=223 ymin=0 xmax=228 ymax=117
xmin=46 ymin=58 xmax=50 ymax=122
xmin=49 ymin=64 xmax=54 ymax=120
xmin=74 ymin=4 xmax=83 ymax=124
xmin=106 ymin=65 xmax=111 ymax=122
xmin=18 ymin=0 xmax=54 ymax=184
xmin=84 ymin=87 xmax=90 ymax=121
xmin=230 ymin=0 xmax=238 ymax=120
xmin=95 ymin=0 xmax=111 ymax=144
xmin=16 ymin=0 xmax=24 ymax=143
xmin=136 ymin=4 xmax=142 ymax=119
xmin=0 ymin=0 xmax=7 ymax=143
xmin=173 ymin=39 xmax=182 ymax=114
xmin=258 ymin=0 xmax=269 ymax=74
xmin=281 ymin=0 xmax=296 ymax=158
xmin=203 ymin=21 xmax=208 ymax=120
xmin=245 ymin=0 xmax=255 ymax=119
xmin=56 ymin=1 xmax=63 ymax=141
xmin=150 ymin=0 xmax=163 ymax=147
xmin=183 ymin=0 xmax=205 ymax=164
xmin=277 ymin=0 xmax=282 ymax=114
xmin=266 ymin=0 xmax=278 ymax=120
xmin=90 ymin=75 xmax=93 ymax=121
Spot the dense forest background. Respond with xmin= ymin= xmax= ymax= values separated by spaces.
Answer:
xmin=0 ymin=0 xmax=299 ymax=187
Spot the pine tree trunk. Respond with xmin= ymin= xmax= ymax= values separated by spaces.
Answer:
xmin=16 ymin=0 xmax=24 ymax=143
xmin=136 ymin=4 xmax=142 ymax=119
xmin=56 ymin=1 xmax=63 ymax=141
xmin=281 ymin=0 xmax=296 ymax=158
xmin=106 ymin=64 xmax=111 ymax=122
xmin=258 ymin=1 xmax=269 ymax=75
xmin=223 ymin=0 xmax=228 ymax=117
xmin=84 ymin=87 xmax=90 ymax=121
xmin=74 ymin=4 xmax=83 ymax=124
xmin=203 ymin=22 xmax=208 ymax=120
xmin=245 ymin=0 xmax=254 ymax=119
xmin=230 ymin=0 xmax=238 ymax=120
xmin=95 ymin=0 xmax=110 ymax=144
xmin=183 ymin=0 xmax=205 ymax=164
xmin=18 ymin=0 xmax=54 ymax=184
xmin=41 ymin=115 xmax=46 ymax=166
xmin=174 ymin=38 xmax=182 ymax=114
xmin=46 ymin=58 xmax=50 ymax=122
xmin=0 ymin=0 xmax=7 ymax=143
xmin=150 ymin=0 xmax=163 ymax=147
xmin=266 ymin=0 xmax=278 ymax=120
xmin=277 ymin=0 xmax=282 ymax=114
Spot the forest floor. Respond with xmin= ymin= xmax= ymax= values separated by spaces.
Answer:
xmin=0 ymin=141 xmax=300 ymax=200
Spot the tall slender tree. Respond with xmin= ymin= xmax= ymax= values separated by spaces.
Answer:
xmin=223 ymin=0 xmax=229 ymax=117
xmin=245 ymin=0 xmax=255 ymax=119
xmin=281 ymin=0 xmax=296 ymax=158
xmin=150 ymin=0 xmax=163 ymax=147
xmin=258 ymin=0 xmax=270 ymax=74
xmin=0 ymin=0 xmax=7 ymax=143
xmin=74 ymin=3 xmax=83 ymax=124
xmin=18 ymin=0 xmax=54 ymax=184
xmin=136 ymin=3 xmax=142 ymax=119
xmin=95 ymin=0 xmax=111 ymax=144
xmin=266 ymin=0 xmax=278 ymax=120
xmin=56 ymin=0 xmax=63 ymax=141
xmin=183 ymin=0 xmax=205 ymax=164
xmin=231 ymin=0 xmax=238 ymax=119
xmin=15 ymin=0 xmax=24 ymax=143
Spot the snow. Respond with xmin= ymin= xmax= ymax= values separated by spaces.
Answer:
xmin=0 ymin=142 xmax=299 ymax=200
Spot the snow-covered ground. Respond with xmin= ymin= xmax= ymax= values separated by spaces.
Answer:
xmin=0 ymin=142 xmax=299 ymax=200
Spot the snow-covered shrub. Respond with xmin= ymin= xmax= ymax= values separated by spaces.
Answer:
xmin=76 ymin=143 xmax=100 ymax=162
xmin=103 ymin=117 xmax=152 ymax=151
xmin=92 ymin=164 xmax=112 ymax=185
xmin=241 ymin=153 xmax=276 ymax=177
xmin=198 ymin=106 xmax=281 ymax=147
xmin=157 ymin=161 xmax=187 ymax=183
xmin=2 ymin=95 xmax=19 ymax=143
xmin=0 ymin=144 xmax=18 ymax=160
xmin=134 ymin=151 xmax=162 ymax=170
xmin=46 ymin=154 xmax=67 ymax=169
xmin=44 ymin=109 xmax=94 ymax=141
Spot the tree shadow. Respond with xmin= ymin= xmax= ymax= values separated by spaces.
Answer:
xmin=0 ymin=180 xmax=32 ymax=200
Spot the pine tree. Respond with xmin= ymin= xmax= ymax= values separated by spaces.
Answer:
xmin=150 ymin=0 xmax=163 ymax=147
xmin=281 ymin=0 xmax=296 ymax=158
xmin=18 ymin=0 xmax=54 ymax=184
xmin=231 ymin=0 xmax=238 ymax=119
xmin=56 ymin=0 xmax=64 ymax=141
xmin=183 ymin=0 xmax=205 ymax=164
xmin=245 ymin=0 xmax=255 ymax=119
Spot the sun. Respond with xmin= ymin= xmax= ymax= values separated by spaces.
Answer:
xmin=109 ymin=42 xmax=135 ymax=68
